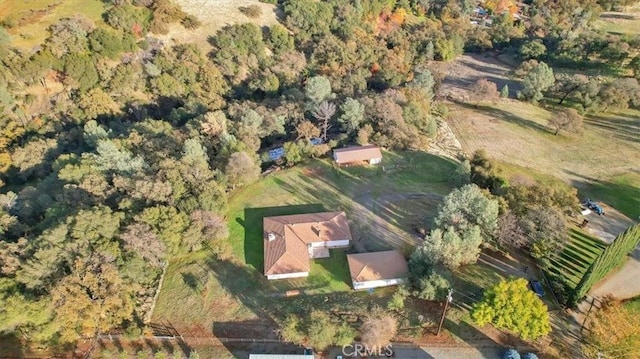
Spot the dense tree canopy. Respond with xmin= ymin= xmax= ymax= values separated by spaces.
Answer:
xmin=0 ymin=0 xmax=635 ymax=351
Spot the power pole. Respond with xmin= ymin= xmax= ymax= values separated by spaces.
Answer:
xmin=436 ymin=289 xmax=453 ymax=336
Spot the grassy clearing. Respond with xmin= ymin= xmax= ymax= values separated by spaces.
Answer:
xmin=547 ymin=229 xmax=606 ymax=288
xmin=158 ymin=0 xmax=280 ymax=51
xmin=1 ymin=0 xmax=107 ymax=49
xmin=453 ymin=262 xmax=506 ymax=309
xmin=448 ymin=101 xmax=640 ymax=188
xmin=597 ymin=15 xmax=640 ymax=35
xmin=153 ymin=152 xmax=457 ymax=333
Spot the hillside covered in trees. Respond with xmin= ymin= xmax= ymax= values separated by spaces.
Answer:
xmin=0 ymin=0 xmax=639 ymax=352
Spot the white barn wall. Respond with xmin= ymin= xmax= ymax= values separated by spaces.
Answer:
xmin=267 ymin=272 xmax=309 ymax=280
xmin=309 ymin=239 xmax=350 ymax=248
xmin=352 ymin=278 xmax=406 ymax=290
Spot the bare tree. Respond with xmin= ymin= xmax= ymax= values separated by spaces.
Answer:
xmin=496 ymin=212 xmax=528 ymax=249
xmin=120 ymin=223 xmax=166 ymax=267
xmin=225 ymin=151 xmax=261 ymax=188
xmin=312 ymin=101 xmax=336 ymax=141
xmin=470 ymin=78 xmax=499 ymax=106
xmin=190 ymin=210 xmax=229 ymax=241
xmin=360 ymin=308 xmax=398 ymax=349
xmin=548 ymin=108 xmax=583 ymax=135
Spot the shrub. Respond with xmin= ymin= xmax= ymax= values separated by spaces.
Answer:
xmin=239 ymin=5 xmax=263 ymax=18
xmin=181 ymin=15 xmax=201 ymax=29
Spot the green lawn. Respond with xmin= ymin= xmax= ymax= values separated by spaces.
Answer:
xmin=597 ymin=16 xmax=640 ymax=35
xmin=452 ymin=262 xmax=506 ymax=309
xmin=547 ymin=229 xmax=607 ymax=288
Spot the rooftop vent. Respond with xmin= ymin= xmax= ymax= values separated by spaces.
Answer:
xmin=267 ymin=233 xmax=276 ymax=241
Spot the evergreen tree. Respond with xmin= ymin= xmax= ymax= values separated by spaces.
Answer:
xmin=500 ymin=84 xmax=509 ymax=98
xmin=572 ymin=224 xmax=640 ymax=304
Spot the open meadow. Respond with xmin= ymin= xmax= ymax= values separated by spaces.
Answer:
xmin=441 ymin=55 xmax=640 ymax=220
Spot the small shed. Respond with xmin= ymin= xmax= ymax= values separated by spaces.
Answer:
xmin=333 ymin=145 xmax=382 ymax=165
xmin=347 ymin=250 xmax=409 ymax=290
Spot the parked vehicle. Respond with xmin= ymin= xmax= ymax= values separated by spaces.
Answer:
xmin=584 ymin=198 xmax=604 ymax=215
xmin=528 ymin=280 xmax=544 ymax=298
xmin=503 ymin=348 xmax=521 ymax=359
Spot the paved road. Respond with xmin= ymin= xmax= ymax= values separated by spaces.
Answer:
xmin=324 ymin=344 xmax=506 ymax=359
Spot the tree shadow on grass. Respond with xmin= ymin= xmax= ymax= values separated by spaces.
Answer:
xmin=566 ymin=170 xmax=640 ymax=220
xmin=242 ymin=204 xmax=326 ymax=270
xmin=452 ymin=99 xmax=552 ymax=134
xmin=584 ymin=113 xmax=640 ymax=144
xmin=181 ymin=272 xmax=202 ymax=291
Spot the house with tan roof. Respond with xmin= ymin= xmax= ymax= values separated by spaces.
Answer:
xmin=333 ymin=145 xmax=382 ymax=165
xmin=347 ymin=250 xmax=409 ymax=290
xmin=263 ymin=211 xmax=352 ymax=280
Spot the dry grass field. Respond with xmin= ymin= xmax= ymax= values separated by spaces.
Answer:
xmin=157 ymin=0 xmax=280 ymax=50
xmin=441 ymin=54 xmax=640 ymax=218
xmin=597 ymin=5 xmax=640 ymax=35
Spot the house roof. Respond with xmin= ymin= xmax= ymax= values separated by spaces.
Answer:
xmin=264 ymin=212 xmax=352 ymax=276
xmin=347 ymin=250 xmax=409 ymax=283
xmin=333 ymin=145 xmax=382 ymax=164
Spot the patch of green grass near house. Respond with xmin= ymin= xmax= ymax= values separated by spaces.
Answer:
xmin=547 ymin=229 xmax=606 ymax=288
xmin=2 ymin=0 xmax=108 ymax=49
xmin=151 ymin=253 xmax=262 ymax=328
xmin=270 ymin=249 xmax=352 ymax=294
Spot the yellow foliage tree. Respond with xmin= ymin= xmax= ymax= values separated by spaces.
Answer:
xmin=585 ymin=298 xmax=640 ymax=358
xmin=50 ymin=259 xmax=138 ymax=344
xmin=471 ymin=278 xmax=551 ymax=340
